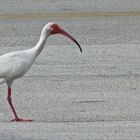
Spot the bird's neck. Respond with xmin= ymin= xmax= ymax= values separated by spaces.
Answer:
xmin=31 ymin=28 xmax=50 ymax=59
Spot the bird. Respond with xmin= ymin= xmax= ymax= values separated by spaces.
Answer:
xmin=0 ymin=22 xmax=82 ymax=122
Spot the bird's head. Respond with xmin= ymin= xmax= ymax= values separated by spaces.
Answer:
xmin=44 ymin=22 xmax=82 ymax=52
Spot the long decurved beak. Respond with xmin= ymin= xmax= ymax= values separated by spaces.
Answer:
xmin=60 ymin=30 xmax=82 ymax=53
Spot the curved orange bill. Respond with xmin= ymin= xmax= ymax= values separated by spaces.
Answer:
xmin=60 ymin=30 xmax=82 ymax=52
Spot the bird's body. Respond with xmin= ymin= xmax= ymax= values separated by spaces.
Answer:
xmin=0 ymin=22 xmax=82 ymax=122
xmin=0 ymin=50 xmax=34 ymax=83
xmin=0 ymin=24 xmax=47 ymax=85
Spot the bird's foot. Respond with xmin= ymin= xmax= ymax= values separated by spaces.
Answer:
xmin=11 ymin=118 xmax=33 ymax=122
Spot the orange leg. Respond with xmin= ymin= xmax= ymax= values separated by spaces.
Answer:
xmin=7 ymin=87 xmax=32 ymax=122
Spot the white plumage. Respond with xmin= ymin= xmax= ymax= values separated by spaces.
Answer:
xmin=0 ymin=22 xmax=82 ymax=122
xmin=0 ymin=50 xmax=34 ymax=83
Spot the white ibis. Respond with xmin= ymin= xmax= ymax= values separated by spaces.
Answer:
xmin=0 ymin=22 xmax=82 ymax=122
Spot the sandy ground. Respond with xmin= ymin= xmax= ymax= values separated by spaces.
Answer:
xmin=0 ymin=0 xmax=140 ymax=139
xmin=0 ymin=121 xmax=140 ymax=140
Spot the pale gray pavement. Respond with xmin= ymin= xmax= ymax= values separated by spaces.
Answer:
xmin=0 ymin=0 xmax=140 ymax=140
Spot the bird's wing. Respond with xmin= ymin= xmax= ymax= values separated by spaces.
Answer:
xmin=0 ymin=55 xmax=14 ymax=78
xmin=0 ymin=51 xmax=23 ymax=78
xmin=0 ymin=50 xmax=34 ymax=79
